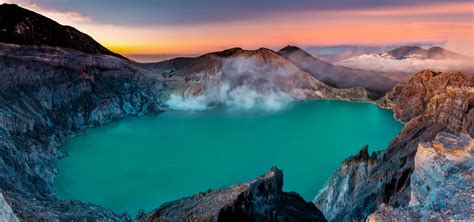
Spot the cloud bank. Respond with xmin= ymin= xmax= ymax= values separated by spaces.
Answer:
xmin=336 ymin=53 xmax=473 ymax=73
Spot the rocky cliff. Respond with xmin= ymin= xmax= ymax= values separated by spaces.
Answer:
xmin=314 ymin=70 xmax=474 ymax=221
xmin=142 ymin=168 xmax=326 ymax=222
xmin=367 ymin=132 xmax=473 ymax=221
xmin=0 ymin=43 xmax=166 ymax=220
xmin=384 ymin=70 xmax=473 ymax=122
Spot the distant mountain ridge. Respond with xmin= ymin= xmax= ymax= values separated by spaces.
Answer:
xmin=0 ymin=3 xmax=123 ymax=58
xmin=337 ymin=45 xmax=473 ymax=76
xmin=278 ymin=45 xmax=399 ymax=98
xmin=150 ymin=46 xmax=370 ymax=105
xmin=386 ymin=46 xmax=471 ymax=60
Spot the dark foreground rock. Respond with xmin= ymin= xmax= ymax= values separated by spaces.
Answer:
xmin=0 ymin=3 xmax=124 ymax=58
xmin=142 ymin=168 xmax=327 ymax=222
xmin=314 ymin=70 xmax=474 ymax=221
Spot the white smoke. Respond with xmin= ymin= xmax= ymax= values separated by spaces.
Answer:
xmin=337 ymin=53 xmax=473 ymax=73
xmin=166 ymin=83 xmax=292 ymax=111
xmin=167 ymin=83 xmax=293 ymax=111
xmin=166 ymin=94 xmax=209 ymax=111
xmin=166 ymin=56 xmax=295 ymax=111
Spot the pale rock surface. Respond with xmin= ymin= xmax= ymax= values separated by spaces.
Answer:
xmin=367 ymin=132 xmax=473 ymax=221
xmin=0 ymin=193 xmax=19 ymax=222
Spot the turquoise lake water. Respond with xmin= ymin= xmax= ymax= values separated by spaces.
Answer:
xmin=55 ymin=100 xmax=402 ymax=215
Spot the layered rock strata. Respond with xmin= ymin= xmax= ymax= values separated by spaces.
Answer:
xmin=367 ymin=132 xmax=473 ymax=221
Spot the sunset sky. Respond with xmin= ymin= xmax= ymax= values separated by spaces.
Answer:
xmin=4 ymin=0 xmax=474 ymax=56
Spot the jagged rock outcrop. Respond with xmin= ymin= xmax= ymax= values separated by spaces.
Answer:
xmin=142 ymin=168 xmax=327 ymax=222
xmin=313 ymin=146 xmax=382 ymax=221
xmin=278 ymin=46 xmax=399 ymax=99
xmin=0 ymin=3 xmax=123 ymax=58
xmin=314 ymin=70 xmax=474 ymax=221
xmin=367 ymin=132 xmax=473 ymax=221
xmin=384 ymin=70 xmax=473 ymax=122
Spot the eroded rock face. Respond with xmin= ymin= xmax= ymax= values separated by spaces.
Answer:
xmin=142 ymin=168 xmax=327 ymax=222
xmin=314 ymin=70 xmax=474 ymax=221
xmin=384 ymin=70 xmax=473 ymax=122
xmin=367 ymin=132 xmax=474 ymax=221
xmin=0 ymin=43 xmax=166 ymax=220
xmin=313 ymin=146 xmax=382 ymax=221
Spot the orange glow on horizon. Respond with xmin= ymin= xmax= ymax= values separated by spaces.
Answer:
xmin=6 ymin=1 xmax=474 ymax=56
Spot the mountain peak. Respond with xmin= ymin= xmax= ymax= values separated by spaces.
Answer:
xmin=0 ymin=4 xmax=123 ymax=58
xmin=394 ymin=45 xmax=423 ymax=50
xmin=387 ymin=46 xmax=425 ymax=59
xmin=256 ymin=47 xmax=274 ymax=53
xmin=387 ymin=45 xmax=470 ymax=60
xmin=209 ymin=47 xmax=244 ymax=57
xmin=427 ymin=46 xmax=448 ymax=54
xmin=278 ymin=45 xmax=307 ymax=55
xmin=209 ymin=47 xmax=281 ymax=59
